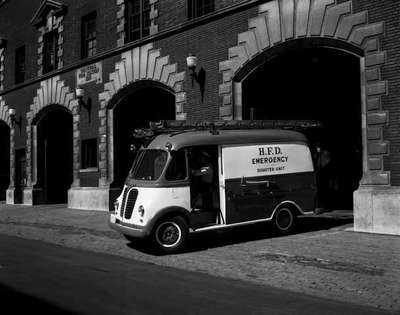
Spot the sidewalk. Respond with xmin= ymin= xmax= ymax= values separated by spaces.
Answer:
xmin=0 ymin=202 xmax=399 ymax=313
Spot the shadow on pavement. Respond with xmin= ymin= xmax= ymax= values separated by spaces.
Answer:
xmin=126 ymin=215 xmax=353 ymax=255
xmin=0 ymin=283 xmax=81 ymax=315
xmin=126 ymin=237 xmax=159 ymax=255
xmin=186 ymin=216 xmax=353 ymax=253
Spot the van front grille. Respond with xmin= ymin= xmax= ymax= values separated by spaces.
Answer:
xmin=124 ymin=189 xmax=139 ymax=220
xmin=120 ymin=187 xmax=128 ymax=217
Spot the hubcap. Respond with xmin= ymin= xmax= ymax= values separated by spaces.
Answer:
xmin=156 ymin=222 xmax=182 ymax=247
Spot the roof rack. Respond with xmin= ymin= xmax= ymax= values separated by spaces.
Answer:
xmin=132 ymin=119 xmax=323 ymax=142
xmin=152 ymin=120 xmax=323 ymax=131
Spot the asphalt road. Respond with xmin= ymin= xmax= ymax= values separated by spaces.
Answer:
xmin=0 ymin=234 xmax=391 ymax=315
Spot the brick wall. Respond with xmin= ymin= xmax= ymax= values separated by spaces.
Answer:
xmin=157 ymin=0 xmax=249 ymax=31
xmin=62 ymin=0 xmax=118 ymax=64
xmin=353 ymin=0 xmax=400 ymax=185
xmin=156 ymin=6 xmax=257 ymax=121
xmin=0 ymin=0 xmax=118 ymax=88
xmin=0 ymin=0 xmax=42 ymax=87
xmin=216 ymin=0 xmax=246 ymax=10
xmin=157 ymin=0 xmax=187 ymax=30
xmin=0 ymin=0 xmax=250 ymax=91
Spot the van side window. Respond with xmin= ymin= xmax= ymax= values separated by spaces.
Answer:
xmin=166 ymin=150 xmax=187 ymax=181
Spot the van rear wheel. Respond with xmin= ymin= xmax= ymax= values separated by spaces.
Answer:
xmin=153 ymin=216 xmax=188 ymax=254
xmin=273 ymin=206 xmax=296 ymax=235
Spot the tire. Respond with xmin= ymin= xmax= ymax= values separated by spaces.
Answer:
xmin=152 ymin=216 xmax=188 ymax=254
xmin=273 ymin=206 xmax=296 ymax=235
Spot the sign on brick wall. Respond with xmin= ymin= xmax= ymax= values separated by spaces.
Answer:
xmin=76 ymin=62 xmax=103 ymax=85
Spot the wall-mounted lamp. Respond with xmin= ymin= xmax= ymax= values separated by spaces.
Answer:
xmin=186 ymin=53 xmax=206 ymax=102
xmin=8 ymin=108 xmax=22 ymax=131
xmin=76 ymin=86 xmax=92 ymax=122
xmin=186 ymin=54 xmax=198 ymax=87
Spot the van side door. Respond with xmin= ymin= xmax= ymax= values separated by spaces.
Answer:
xmin=222 ymin=144 xmax=277 ymax=224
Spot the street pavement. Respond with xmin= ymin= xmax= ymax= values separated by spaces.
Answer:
xmin=0 ymin=202 xmax=399 ymax=313
xmin=0 ymin=234 xmax=391 ymax=315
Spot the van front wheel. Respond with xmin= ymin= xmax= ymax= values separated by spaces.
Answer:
xmin=273 ymin=206 xmax=296 ymax=235
xmin=153 ymin=216 xmax=188 ymax=254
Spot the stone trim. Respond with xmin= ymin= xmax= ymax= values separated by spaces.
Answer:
xmin=0 ymin=46 xmax=4 ymax=91
xmin=219 ymin=0 xmax=388 ymax=186
xmin=36 ymin=14 xmax=64 ymax=76
xmin=0 ymin=97 xmax=14 ymax=198
xmin=354 ymin=186 xmax=400 ymax=235
xmin=0 ymin=96 xmax=11 ymax=126
xmin=98 ymin=42 xmax=186 ymax=187
xmin=31 ymin=0 xmax=66 ymax=26
xmin=24 ymin=76 xmax=80 ymax=202
xmin=116 ymin=0 xmax=159 ymax=48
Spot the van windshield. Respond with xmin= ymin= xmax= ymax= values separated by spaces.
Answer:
xmin=130 ymin=149 xmax=168 ymax=181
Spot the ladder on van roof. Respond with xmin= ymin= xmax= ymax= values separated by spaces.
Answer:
xmin=151 ymin=120 xmax=322 ymax=131
xmin=131 ymin=120 xmax=323 ymax=147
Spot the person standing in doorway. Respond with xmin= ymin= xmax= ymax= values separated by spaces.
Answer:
xmin=191 ymin=150 xmax=214 ymax=210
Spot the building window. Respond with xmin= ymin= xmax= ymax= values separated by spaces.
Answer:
xmin=188 ymin=0 xmax=214 ymax=19
xmin=82 ymin=11 xmax=97 ymax=59
xmin=15 ymin=45 xmax=25 ymax=84
xmin=43 ymin=30 xmax=58 ymax=74
xmin=81 ymin=138 xmax=98 ymax=169
xmin=125 ymin=0 xmax=150 ymax=43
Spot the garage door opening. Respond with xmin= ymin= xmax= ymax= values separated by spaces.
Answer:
xmin=36 ymin=106 xmax=73 ymax=204
xmin=112 ymin=84 xmax=175 ymax=190
xmin=242 ymin=47 xmax=362 ymax=210
xmin=0 ymin=121 xmax=10 ymax=201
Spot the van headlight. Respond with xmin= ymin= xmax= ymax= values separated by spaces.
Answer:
xmin=138 ymin=205 xmax=145 ymax=217
xmin=114 ymin=201 xmax=119 ymax=213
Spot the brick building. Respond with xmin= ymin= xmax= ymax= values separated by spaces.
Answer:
xmin=0 ymin=0 xmax=399 ymax=235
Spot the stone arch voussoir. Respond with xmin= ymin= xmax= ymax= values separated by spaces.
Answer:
xmin=219 ymin=0 xmax=388 ymax=186
xmin=0 ymin=96 xmax=11 ymax=126
xmin=25 ymin=76 xmax=80 ymax=197
xmin=97 ymin=43 xmax=186 ymax=186
xmin=0 ymin=96 xmax=15 ymax=200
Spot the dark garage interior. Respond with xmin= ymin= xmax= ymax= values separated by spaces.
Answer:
xmin=243 ymin=47 xmax=363 ymax=210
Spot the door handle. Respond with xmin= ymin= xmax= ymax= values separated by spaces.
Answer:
xmin=246 ymin=180 xmax=269 ymax=185
xmin=240 ymin=177 xmax=267 ymax=186
xmin=241 ymin=177 xmax=274 ymax=188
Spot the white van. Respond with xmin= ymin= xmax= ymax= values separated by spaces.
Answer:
xmin=110 ymin=128 xmax=316 ymax=253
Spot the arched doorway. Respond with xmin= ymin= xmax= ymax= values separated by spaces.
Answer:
xmin=93 ymin=44 xmax=186 ymax=210
xmin=219 ymin=0 xmax=389 ymax=216
xmin=35 ymin=106 xmax=73 ymax=203
xmin=242 ymin=45 xmax=362 ymax=210
xmin=111 ymin=83 xmax=176 ymax=189
xmin=0 ymin=121 xmax=10 ymax=201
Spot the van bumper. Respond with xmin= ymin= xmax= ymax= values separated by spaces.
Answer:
xmin=109 ymin=214 xmax=151 ymax=238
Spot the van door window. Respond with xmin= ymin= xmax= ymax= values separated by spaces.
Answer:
xmin=165 ymin=150 xmax=187 ymax=181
